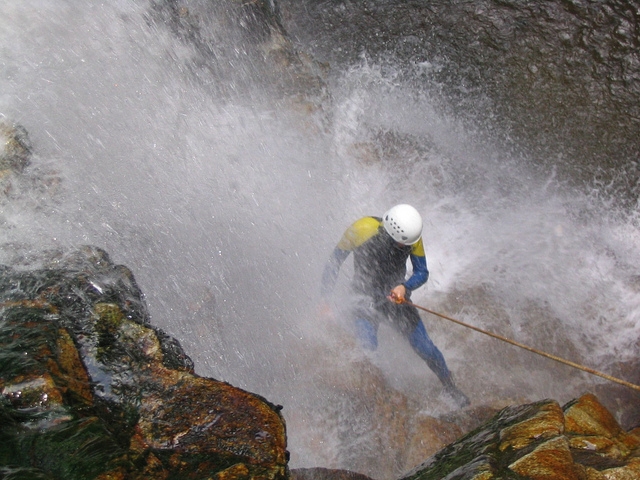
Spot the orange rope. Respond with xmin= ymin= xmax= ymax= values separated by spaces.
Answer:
xmin=401 ymin=299 xmax=640 ymax=393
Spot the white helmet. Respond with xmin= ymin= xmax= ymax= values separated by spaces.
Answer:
xmin=382 ymin=204 xmax=423 ymax=245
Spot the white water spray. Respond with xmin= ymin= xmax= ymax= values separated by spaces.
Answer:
xmin=2 ymin=1 xmax=640 ymax=476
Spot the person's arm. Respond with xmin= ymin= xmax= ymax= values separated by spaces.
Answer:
xmin=321 ymin=216 xmax=380 ymax=299
xmin=321 ymin=247 xmax=350 ymax=299
xmin=389 ymin=238 xmax=429 ymax=303
xmin=404 ymin=253 xmax=429 ymax=291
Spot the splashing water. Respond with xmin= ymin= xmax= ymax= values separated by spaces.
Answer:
xmin=1 ymin=1 xmax=640 ymax=476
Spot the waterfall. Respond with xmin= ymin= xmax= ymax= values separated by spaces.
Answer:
xmin=1 ymin=0 xmax=639 ymax=475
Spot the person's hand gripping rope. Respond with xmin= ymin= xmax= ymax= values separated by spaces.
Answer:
xmin=387 ymin=284 xmax=407 ymax=304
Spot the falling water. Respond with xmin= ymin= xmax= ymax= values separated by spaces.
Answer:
xmin=1 ymin=1 xmax=639 ymax=477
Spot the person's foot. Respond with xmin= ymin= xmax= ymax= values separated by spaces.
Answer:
xmin=443 ymin=383 xmax=470 ymax=408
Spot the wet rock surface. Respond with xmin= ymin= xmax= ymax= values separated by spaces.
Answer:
xmin=0 ymin=246 xmax=287 ymax=479
xmin=277 ymin=0 xmax=640 ymax=205
xmin=0 ymin=230 xmax=634 ymax=472
xmin=401 ymin=393 xmax=640 ymax=480
xmin=148 ymin=0 xmax=328 ymax=101
xmin=0 ymin=244 xmax=639 ymax=480
xmin=0 ymin=121 xmax=31 ymax=174
xmin=291 ymin=468 xmax=375 ymax=480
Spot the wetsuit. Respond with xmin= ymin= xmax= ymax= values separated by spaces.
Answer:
xmin=321 ymin=216 xmax=454 ymax=388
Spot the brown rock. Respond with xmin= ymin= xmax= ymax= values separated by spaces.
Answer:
xmin=581 ymin=457 xmax=640 ymax=480
xmin=499 ymin=400 xmax=565 ymax=451
xmin=401 ymin=396 xmax=640 ymax=480
xmin=565 ymin=393 xmax=627 ymax=438
xmin=404 ymin=414 xmax=465 ymax=470
xmin=2 ymin=372 xmax=64 ymax=410
xmin=54 ymin=327 xmax=93 ymax=404
xmin=0 ymin=248 xmax=288 ymax=479
xmin=136 ymin=365 xmax=287 ymax=467
xmin=0 ymin=121 xmax=31 ymax=173
xmin=508 ymin=437 xmax=580 ymax=480
xmin=565 ymin=393 xmax=640 ymax=460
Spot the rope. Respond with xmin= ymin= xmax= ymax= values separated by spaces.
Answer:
xmin=400 ymin=299 xmax=640 ymax=393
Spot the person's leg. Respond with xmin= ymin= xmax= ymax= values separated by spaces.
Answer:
xmin=354 ymin=317 xmax=378 ymax=350
xmin=351 ymin=297 xmax=380 ymax=350
xmin=392 ymin=303 xmax=470 ymax=407
xmin=408 ymin=319 xmax=451 ymax=384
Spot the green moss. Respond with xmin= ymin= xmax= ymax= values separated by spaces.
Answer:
xmin=94 ymin=303 xmax=125 ymax=361
xmin=0 ymin=307 xmax=59 ymax=380
xmin=0 ymin=466 xmax=51 ymax=480
xmin=19 ymin=417 xmax=128 ymax=479
xmin=0 ymin=305 xmax=131 ymax=478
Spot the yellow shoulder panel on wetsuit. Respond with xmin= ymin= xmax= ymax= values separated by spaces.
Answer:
xmin=337 ymin=216 xmax=381 ymax=250
xmin=411 ymin=237 xmax=425 ymax=256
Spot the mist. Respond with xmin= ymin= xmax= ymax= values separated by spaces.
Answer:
xmin=2 ymin=1 xmax=640 ymax=474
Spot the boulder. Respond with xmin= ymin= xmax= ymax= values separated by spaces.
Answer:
xmin=401 ymin=394 xmax=640 ymax=480
xmin=0 ymin=246 xmax=288 ymax=479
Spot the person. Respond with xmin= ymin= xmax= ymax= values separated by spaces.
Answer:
xmin=321 ymin=204 xmax=469 ymax=407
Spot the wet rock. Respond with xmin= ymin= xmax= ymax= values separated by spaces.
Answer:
xmin=0 ymin=121 xmax=33 ymax=200
xmin=509 ymin=436 xmax=578 ymax=479
xmin=564 ymin=393 xmax=640 ymax=465
xmin=284 ymin=332 xmax=497 ymax=478
xmin=0 ymin=122 xmax=63 ymax=215
xmin=0 ymin=121 xmax=31 ymax=174
xmin=148 ymin=0 xmax=327 ymax=100
xmin=277 ymin=0 xmax=640 ymax=205
xmin=0 ymin=246 xmax=288 ymax=479
xmin=400 ymin=394 xmax=640 ymax=480
xmin=403 ymin=414 xmax=465 ymax=470
xmin=2 ymin=246 xmax=638 ymax=480
xmin=291 ymin=467 xmax=374 ymax=480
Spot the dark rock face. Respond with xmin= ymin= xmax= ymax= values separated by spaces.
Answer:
xmin=0 ymin=246 xmax=288 ymax=479
xmin=148 ymin=0 xmax=327 ymax=100
xmin=277 ymin=0 xmax=640 ymax=205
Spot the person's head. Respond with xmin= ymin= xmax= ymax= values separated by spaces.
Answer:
xmin=382 ymin=204 xmax=423 ymax=245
